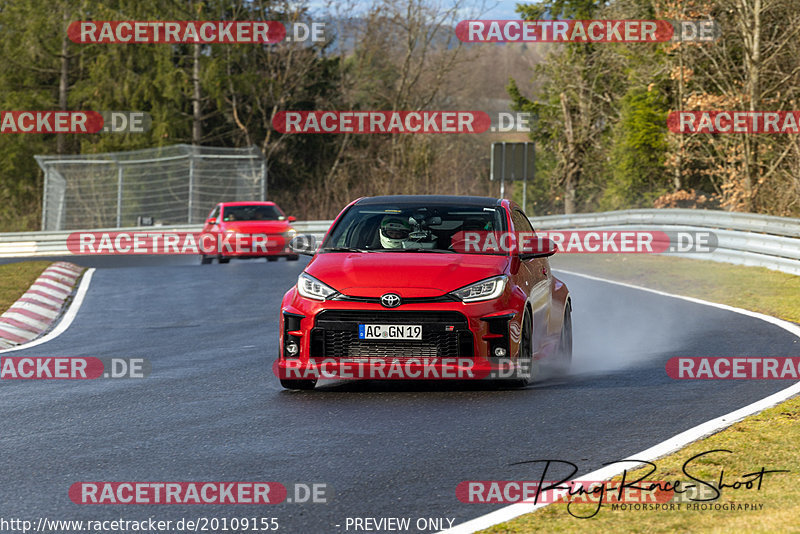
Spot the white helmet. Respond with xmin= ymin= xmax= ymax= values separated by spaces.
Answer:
xmin=379 ymin=216 xmax=412 ymax=248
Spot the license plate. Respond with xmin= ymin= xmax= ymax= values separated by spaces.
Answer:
xmin=358 ymin=324 xmax=422 ymax=340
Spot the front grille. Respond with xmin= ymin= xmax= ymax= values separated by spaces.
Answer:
xmin=317 ymin=310 xmax=467 ymax=323
xmin=323 ymin=332 xmax=457 ymax=359
xmin=311 ymin=310 xmax=473 ymax=358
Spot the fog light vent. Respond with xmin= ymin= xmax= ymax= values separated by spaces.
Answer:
xmin=285 ymin=339 xmax=300 ymax=357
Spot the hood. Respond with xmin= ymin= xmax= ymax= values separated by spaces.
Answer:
xmin=305 ymin=252 xmax=509 ymax=298
xmin=220 ymin=220 xmax=291 ymax=234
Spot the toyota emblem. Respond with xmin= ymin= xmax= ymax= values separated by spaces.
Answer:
xmin=380 ymin=293 xmax=401 ymax=308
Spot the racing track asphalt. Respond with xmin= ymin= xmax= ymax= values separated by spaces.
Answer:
xmin=1 ymin=256 xmax=798 ymax=533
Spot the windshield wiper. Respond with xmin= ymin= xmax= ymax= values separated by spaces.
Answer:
xmin=321 ymin=247 xmax=371 ymax=253
xmin=393 ymin=248 xmax=456 ymax=253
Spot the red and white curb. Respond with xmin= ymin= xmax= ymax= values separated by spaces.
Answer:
xmin=0 ymin=262 xmax=85 ymax=349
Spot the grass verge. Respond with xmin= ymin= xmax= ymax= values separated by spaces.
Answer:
xmin=551 ymin=254 xmax=800 ymax=323
xmin=0 ymin=261 xmax=52 ymax=314
xmin=480 ymin=254 xmax=800 ymax=534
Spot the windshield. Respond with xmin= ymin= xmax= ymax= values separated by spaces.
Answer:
xmin=221 ymin=205 xmax=283 ymax=222
xmin=322 ymin=203 xmax=508 ymax=254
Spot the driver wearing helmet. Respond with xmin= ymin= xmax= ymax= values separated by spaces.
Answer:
xmin=379 ymin=215 xmax=412 ymax=249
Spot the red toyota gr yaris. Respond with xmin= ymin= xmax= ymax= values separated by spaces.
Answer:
xmin=200 ymin=201 xmax=299 ymax=264
xmin=277 ymin=195 xmax=571 ymax=390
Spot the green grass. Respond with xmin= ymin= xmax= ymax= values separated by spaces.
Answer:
xmin=483 ymin=398 xmax=800 ymax=533
xmin=0 ymin=261 xmax=53 ymax=313
xmin=480 ymin=254 xmax=800 ymax=533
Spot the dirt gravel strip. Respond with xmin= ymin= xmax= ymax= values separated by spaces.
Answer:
xmin=0 ymin=262 xmax=85 ymax=349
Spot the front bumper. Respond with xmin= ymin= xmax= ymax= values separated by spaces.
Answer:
xmin=278 ymin=291 xmax=526 ymax=380
xmin=210 ymin=233 xmax=291 ymax=258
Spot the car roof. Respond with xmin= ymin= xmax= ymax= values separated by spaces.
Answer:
xmin=354 ymin=195 xmax=502 ymax=208
xmin=219 ymin=201 xmax=277 ymax=207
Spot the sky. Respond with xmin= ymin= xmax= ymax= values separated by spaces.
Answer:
xmin=303 ymin=1 xmax=523 ymax=21
xmin=481 ymin=1 xmax=523 ymax=19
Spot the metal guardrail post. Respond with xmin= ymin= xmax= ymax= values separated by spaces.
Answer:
xmin=41 ymin=165 xmax=49 ymax=231
xmin=116 ymin=165 xmax=123 ymax=228
xmin=261 ymin=160 xmax=267 ymax=201
xmin=188 ymin=157 xmax=195 ymax=224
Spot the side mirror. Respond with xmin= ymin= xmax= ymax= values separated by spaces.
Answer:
xmin=519 ymin=236 xmax=558 ymax=259
xmin=288 ymin=234 xmax=317 ymax=255
xmin=206 ymin=217 xmax=217 ymax=225
xmin=287 ymin=215 xmax=297 ymax=223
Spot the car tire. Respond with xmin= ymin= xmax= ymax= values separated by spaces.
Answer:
xmin=200 ymin=255 xmax=213 ymax=264
xmin=280 ymin=379 xmax=317 ymax=390
xmin=554 ymin=303 xmax=573 ymax=375
xmin=267 ymin=257 xmax=279 ymax=262
xmin=509 ymin=311 xmax=534 ymax=387
xmin=286 ymin=255 xmax=300 ymax=261
xmin=218 ymin=256 xmax=231 ymax=264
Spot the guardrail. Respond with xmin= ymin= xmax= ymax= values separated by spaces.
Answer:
xmin=0 ymin=210 xmax=797 ymax=276
xmin=530 ymin=209 xmax=800 ymax=276
xmin=0 ymin=221 xmax=334 ymax=259
xmin=530 ymin=208 xmax=800 ymax=237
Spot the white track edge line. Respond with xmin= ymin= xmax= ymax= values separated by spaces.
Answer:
xmin=0 ymin=268 xmax=95 ymax=354
xmin=438 ymin=268 xmax=800 ymax=534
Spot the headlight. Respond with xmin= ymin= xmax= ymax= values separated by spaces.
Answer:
xmin=284 ymin=228 xmax=297 ymax=239
xmin=297 ymin=273 xmax=337 ymax=300
xmin=450 ymin=275 xmax=508 ymax=303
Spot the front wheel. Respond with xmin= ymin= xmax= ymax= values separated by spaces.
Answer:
xmin=218 ymin=256 xmax=231 ymax=264
xmin=554 ymin=304 xmax=572 ymax=375
xmin=280 ymin=379 xmax=317 ymax=390
xmin=509 ymin=311 xmax=534 ymax=387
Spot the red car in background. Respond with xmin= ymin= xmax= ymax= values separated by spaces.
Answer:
xmin=277 ymin=195 xmax=572 ymax=390
xmin=201 ymin=201 xmax=299 ymax=264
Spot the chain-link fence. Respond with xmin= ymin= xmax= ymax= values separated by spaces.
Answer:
xmin=35 ymin=144 xmax=267 ymax=230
